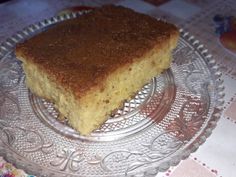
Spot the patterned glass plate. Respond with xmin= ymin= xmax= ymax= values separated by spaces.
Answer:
xmin=0 ymin=12 xmax=224 ymax=177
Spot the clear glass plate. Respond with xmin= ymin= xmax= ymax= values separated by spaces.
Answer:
xmin=0 ymin=12 xmax=224 ymax=177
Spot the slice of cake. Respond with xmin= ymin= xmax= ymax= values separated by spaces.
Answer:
xmin=16 ymin=5 xmax=179 ymax=135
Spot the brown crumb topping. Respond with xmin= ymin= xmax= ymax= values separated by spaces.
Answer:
xmin=16 ymin=5 xmax=177 ymax=98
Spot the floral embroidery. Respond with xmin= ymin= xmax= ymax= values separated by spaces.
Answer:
xmin=0 ymin=161 xmax=35 ymax=177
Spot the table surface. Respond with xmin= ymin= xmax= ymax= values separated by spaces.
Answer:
xmin=0 ymin=0 xmax=236 ymax=177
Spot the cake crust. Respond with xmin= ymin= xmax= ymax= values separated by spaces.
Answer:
xmin=16 ymin=5 xmax=178 ymax=99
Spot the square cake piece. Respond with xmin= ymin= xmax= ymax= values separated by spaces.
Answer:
xmin=16 ymin=5 xmax=179 ymax=135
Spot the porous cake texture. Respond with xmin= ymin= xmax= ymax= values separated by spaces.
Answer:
xmin=16 ymin=5 xmax=179 ymax=135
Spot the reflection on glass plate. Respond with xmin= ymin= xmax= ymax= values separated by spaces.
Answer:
xmin=0 ymin=12 xmax=224 ymax=177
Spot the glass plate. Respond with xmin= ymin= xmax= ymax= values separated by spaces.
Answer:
xmin=0 ymin=12 xmax=224 ymax=177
